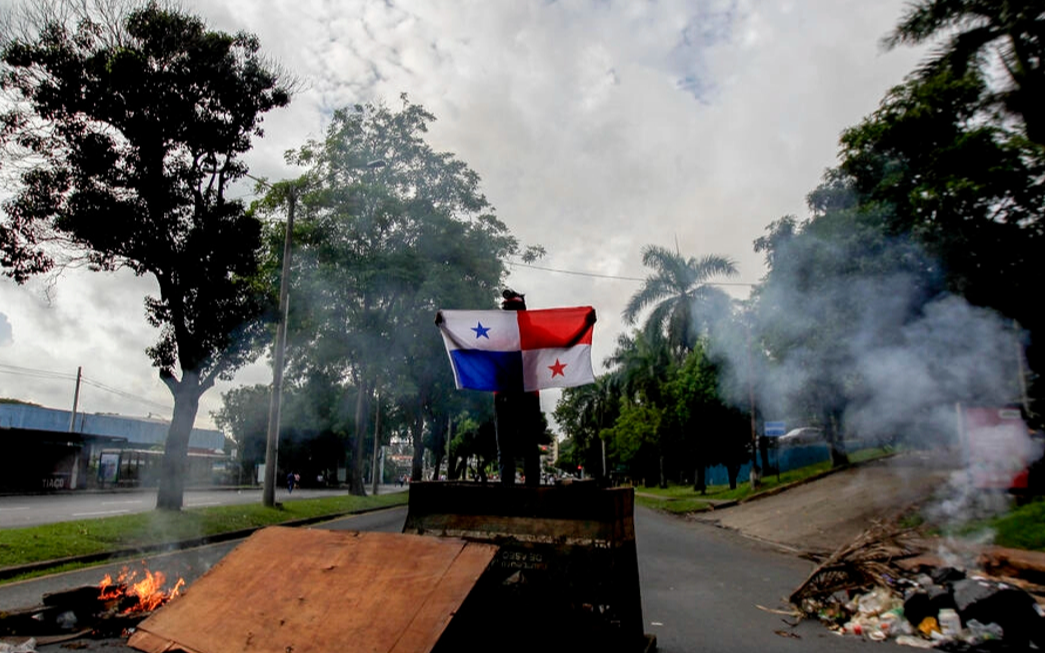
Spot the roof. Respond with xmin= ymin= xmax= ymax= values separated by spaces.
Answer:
xmin=0 ymin=403 xmax=224 ymax=451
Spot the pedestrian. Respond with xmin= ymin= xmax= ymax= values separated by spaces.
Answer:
xmin=287 ymin=471 xmax=296 ymax=494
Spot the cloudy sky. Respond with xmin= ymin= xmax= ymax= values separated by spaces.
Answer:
xmin=0 ymin=0 xmax=926 ymax=430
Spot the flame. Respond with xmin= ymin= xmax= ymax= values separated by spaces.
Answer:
xmin=97 ymin=564 xmax=185 ymax=613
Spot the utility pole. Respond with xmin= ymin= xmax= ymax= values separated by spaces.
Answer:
xmin=258 ymin=159 xmax=384 ymax=507
xmin=68 ymin=366 xmax=82 ymax=432
xmin=746 ymin=328 xmax=761 ymax=490
xmin=262 ymin=188 xmax=296 ymax=508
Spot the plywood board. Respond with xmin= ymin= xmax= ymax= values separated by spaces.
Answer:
xmin=128 ymin=527 xmax=496 ymax=653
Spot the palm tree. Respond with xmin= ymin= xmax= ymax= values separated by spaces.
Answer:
xmin=883 ymin=0 xmax=1045 ymax=145
xmin=622 ymin=245 xmax=738 ymax=360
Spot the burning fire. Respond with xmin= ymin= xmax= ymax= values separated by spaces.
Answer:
xmin=99 ymin=565 xmax=185 ymax=613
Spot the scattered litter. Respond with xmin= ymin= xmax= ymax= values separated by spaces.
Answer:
xmin=756 ymin=604 xmax=801 ymax=616
xmin=774 ymin=630 xmax=800 ymax=639
xmin=895 ymin=634 xmax=934 ymax=648
xmin=788 ymin=523 xmax=1045 ymax=649
xmin=0 ymin=638 xmax=36 ymax=653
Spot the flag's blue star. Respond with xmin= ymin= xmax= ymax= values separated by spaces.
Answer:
xmin=472 ymin=322 xmax=491 ymax=339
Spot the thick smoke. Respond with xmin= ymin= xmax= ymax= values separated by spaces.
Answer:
xmin=701 ymin=233 xmax=1038 ymax=544
xmin=707 ymin=235 xmax=1024 ymax=445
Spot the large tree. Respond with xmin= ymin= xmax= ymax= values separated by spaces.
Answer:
xmin=883 ymin=0 xmax=1045 ymax=145
xmin=276 ymin=97 xmax=538 ymax=491
xmin=0 ymin=1 xmax=290 ymax=509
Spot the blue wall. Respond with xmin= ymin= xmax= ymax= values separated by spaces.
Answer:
xmin=704 ymin=443 xmax=831 ymax=486
xmin=0 ymin=403 xmax=224 ymax=451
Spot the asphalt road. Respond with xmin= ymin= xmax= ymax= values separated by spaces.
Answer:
xmin=0 ymin=486 xmax=404 ymax=529
xmin=0 ymin=504 xmax=887 ymax=653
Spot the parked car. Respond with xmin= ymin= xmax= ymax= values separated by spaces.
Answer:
xmin=777 ymin=427 xmax=823 ymax=445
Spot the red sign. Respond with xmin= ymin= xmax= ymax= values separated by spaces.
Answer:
xmin=962 ymin=407 xmax=1032 ymax=489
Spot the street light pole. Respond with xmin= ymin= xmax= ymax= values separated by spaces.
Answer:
xmin=262 ymin=187 xmax=296 ymax=507
xmin=258 ymin=159 xmax=384 ymax=507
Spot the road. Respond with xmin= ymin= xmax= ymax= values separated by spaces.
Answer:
xmin=0 ymin=504 xmax=885 ymax=653
xmin=0 ymin=486 xmax=405 ymax=529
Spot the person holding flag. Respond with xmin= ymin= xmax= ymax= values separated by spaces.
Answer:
xmin=435 ymin=290 xmax=596 ymax=485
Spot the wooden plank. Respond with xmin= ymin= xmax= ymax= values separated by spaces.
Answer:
xmin=390 ymin=543 xmax=496 ymax=653
xmin=128 ymin=527 xmax=496 ymax=653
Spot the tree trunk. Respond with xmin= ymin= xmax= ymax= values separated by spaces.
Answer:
xmin=825 ymin=409 xmax=849 ymax=468
xmin=693 ymin=462 xmax=706 ymax=495
xmin=431 ymin=416 xmax=449 ymax=482
xmin=411 ymin=396 xmax=425 ymax=481
xmin=727 ymin=463 xmax=741 ymax=490
xmin=156 ymin=372 xmax=203 ymax=511
xmin=447 ymin=453 xmax=462 ymax=480
xmin=349 ymin=380 xmax=368 ymax=496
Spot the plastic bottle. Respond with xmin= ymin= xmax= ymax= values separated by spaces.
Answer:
xmin=938 ymin=608 xmax=961 ymax=638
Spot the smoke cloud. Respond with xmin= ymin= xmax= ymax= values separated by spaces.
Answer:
xmin=707 ymin=235 xmax=1024 ymax=446
xmin=700 ymin=232 xmax=1039 ymax=548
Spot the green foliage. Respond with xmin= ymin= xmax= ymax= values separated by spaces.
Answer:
xmin=751 ymin=34 xmax=1044 ymax=449
xmin=882 ymin=0 xmax=1045 ymax=146
xmin=256 ymin=96 xmax=534 ymax=488
xmin=605 ymin=399 xmax=662 ymax=473
xmin=665 ymin=344 xmax=750 ymax=481
xmin=991 ymin=499 xmax=1045 ymax=552
xmin=447 ymin=409 xmax=498 ymax=481
xmin=622 ymin=245 xmax=737 ymax=359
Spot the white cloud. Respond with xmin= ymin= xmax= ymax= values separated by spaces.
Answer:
xmin=0 ymin=312 xmax=12 ymax=345
xmin=0 ymin=0 xmax=926 ymax=429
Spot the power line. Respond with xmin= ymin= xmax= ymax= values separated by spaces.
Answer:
xmin=0 ymin=363 xmax=77 ymax=381
xmin=0 ymin=363 xmax=171 ymax=413
xmin=80 ymin=376 xmax=172 ymax=413
xmin=508 ymin=260 xmax=759 ymax=287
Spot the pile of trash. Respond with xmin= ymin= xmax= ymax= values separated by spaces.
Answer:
xmin=790 ymin=525 xmax=1045 ymax=650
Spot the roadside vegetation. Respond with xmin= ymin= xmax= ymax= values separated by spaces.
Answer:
xmin=991 ymin=500 xmax=1045 ymax=552
xmin=634 ymin=444 xmax=1045 ymax=553
xmin=0 ymin=492 xmax=408 ymax=582
xmin=921 ymin=497 xmax=1045 ymax=553
xmin=633 ymin=447 xmax=892 ymax=515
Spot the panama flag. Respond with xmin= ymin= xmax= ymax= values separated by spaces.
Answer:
xmin=436 ymin=306 xmax=596 ymax=392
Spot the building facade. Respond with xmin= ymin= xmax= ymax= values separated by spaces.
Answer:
xmin=0 ymin=403 xmax=226 ymax=492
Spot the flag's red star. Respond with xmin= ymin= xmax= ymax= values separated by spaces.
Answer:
xmin=548 ymin=358 xmax=567 ymax=377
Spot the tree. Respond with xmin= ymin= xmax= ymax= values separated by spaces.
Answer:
xmin=883 ymin=0 xmax=1045 ymax=145
xmin=604 ymin=330 xmax=673 ymax=486
xmin=835 ymin=65 xmax=1045 ymax=413
xmin=0 ymin=1 xmax=290 ymax=509
xmin=553 ymin=377 xmax=619 ymax=480
xmin=622 ymin=245 xmax=737 ymax=360
xmin=213 ymin=384 xmax=270 ymax=484
xmin=277 ymin=97 xmax=537 ymax=491
xmin=665 ymin=341 xmax=749 ymax=491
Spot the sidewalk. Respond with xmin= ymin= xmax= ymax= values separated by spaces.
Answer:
xmin=692 ymin=452 xmax=955 ymax=553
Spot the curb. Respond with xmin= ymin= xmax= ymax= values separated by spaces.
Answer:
xmin=736 ymin=453 xmax=899 ymax=506
xmin=0 ymin=503 xmax=407 ymax=582
xmin=678 ymin=453 xmax=899 ymax=517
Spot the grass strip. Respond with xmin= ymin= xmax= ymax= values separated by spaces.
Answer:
xmin=633 ymin=447 xmax=894 ymax=513
xmin=990 ymin=499 xmax=1045 ymax=552
xmin=0 ymin=492 xmax=408 ymax=570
